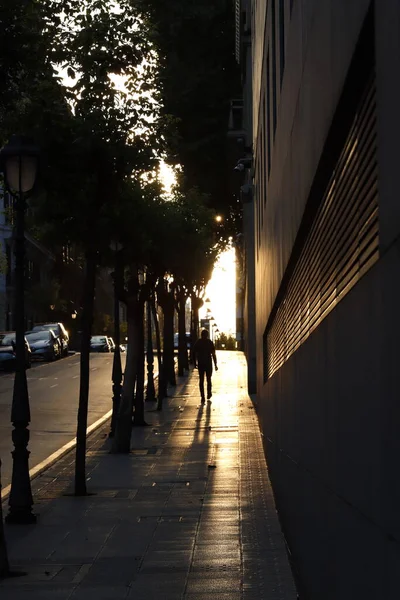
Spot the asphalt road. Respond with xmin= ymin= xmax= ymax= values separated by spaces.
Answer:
xmin=0 ymin=352 xmax=125 ymax=489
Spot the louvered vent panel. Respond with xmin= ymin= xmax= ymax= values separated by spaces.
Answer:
xmin=264 ymin=77 xmax=378 ymax=380
xmin=235 ymin=0 xmax=241 ymax=63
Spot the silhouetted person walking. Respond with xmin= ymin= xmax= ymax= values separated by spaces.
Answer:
xmin=193 ymin=329 xmax=218 ymax=404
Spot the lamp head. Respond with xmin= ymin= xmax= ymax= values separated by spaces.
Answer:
xmin=1 ymin=135 xmax=39 ymax=195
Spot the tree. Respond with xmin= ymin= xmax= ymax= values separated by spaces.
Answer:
xmin=215 ymin=332 xmax=236 ymax=350
xmin=37 ymin=0 xmax=162 ymax=491
xmin=165 ymin=188 xmax=222 ymax=374
xmin=0 ymin=1 xmax=54 ymax=138
xmin=136 ymin=0 xmax=240 ymax=234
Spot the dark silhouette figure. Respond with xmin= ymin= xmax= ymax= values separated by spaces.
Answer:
xmin=193 ymin=329 xmax=218 ymax=404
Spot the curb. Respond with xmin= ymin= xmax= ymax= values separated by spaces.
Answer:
xmin=1 ymin=409 xmax=113 ymax=502
xmin=1 ymin=366 xmax=162 ymax=503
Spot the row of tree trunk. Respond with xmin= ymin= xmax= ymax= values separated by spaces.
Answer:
xmin=74 ymin=260 xmax=198 ymax=495
xmin=0 ymin=258 xmax=204 ymax=577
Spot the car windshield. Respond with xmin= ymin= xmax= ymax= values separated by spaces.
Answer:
xmin=91 ymin=337 xmax=107 ymax=343
xmin=26 ymin=332 xmax=50 ymax=342
xmin=0 ymin=334 xmax=15 ymax=346
xmin=34 ymin=324 xmax=59 ymax=333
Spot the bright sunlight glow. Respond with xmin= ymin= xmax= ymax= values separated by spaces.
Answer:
xmin=200 ymin=247 xmax=236 ymax=336
xmin=159 ymin=161 xmax=178 ymax=196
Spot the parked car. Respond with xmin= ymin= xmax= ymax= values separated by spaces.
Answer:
xmin=174 ymin=332 xmax=191 ymax=349
xmin=25 ymin=330 xmax=61 ymax=361
xmin=0 ymin=332 xmax=32 ymax=370
xmin=90 ymin=336 xmax=111 ymax=352
xmin=31 ymin=323 xmax=69 ymax=356
xmin=107 ymin=337 xmax=116 ymax=352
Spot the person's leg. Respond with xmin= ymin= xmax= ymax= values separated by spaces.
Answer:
xmin=198 ymin=366 xmax=206 ymax=403
xmin=206 ymin=367 xmax=212 ymax=399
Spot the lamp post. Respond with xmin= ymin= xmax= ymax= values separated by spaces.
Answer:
xmin=109 ymin=241 xmax=123 ymax=438
xmin=0 ymin=458 xmax=10 ymax=577
xmin=145 ymin=298 xmax=156 ymax=401
xmin=211 ymin=321 xmax=217 ymax=342
xmin=0 ymin=135 xmax=38 ymax=524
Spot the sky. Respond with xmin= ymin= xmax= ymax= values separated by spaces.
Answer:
xmin=199 ymin=247 xmax=236 ymax=336
xmin=157 ymin=161 xmax=237 ymax=336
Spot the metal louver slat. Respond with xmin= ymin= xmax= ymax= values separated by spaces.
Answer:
xmin=264 ymin=76 xmax=378 ymax=380
xmin=235 ymin=0 xmax=241 ymax=64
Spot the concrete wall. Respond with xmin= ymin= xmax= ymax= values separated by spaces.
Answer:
xmin=243 ymin=200 xmax=256 ymax=394
xmin=262 ymin=242 xmax=400 ymax=598
xmin=254 ymin=0 xmax=371 ymax=362
xmin=252 ymin=0 xmax=400 ymax=596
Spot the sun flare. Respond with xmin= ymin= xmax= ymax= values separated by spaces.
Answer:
xmin=200 ymin=247 xmax=236 ymax=336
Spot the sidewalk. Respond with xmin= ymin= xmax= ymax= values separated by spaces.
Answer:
xmin=1 ymin=351 xmax=297 ymax=599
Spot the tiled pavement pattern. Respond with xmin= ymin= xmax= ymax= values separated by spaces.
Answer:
xmin=1 ymin=351 xmax=297 ymax=599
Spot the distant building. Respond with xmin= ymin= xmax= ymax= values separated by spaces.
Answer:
xmin=0 ymin=187 xmax=55 ymax=330
xmin=230 ymin=0 xmax=256 ymax=390
xmin=235 ymin=1 xmax=400 ymax=597
xmin=0 ymin=187 xmax=114 ymax=335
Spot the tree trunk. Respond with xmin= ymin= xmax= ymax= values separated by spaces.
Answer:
xmin=152 ymin=299 xmax=166 ymax=410
xmin=145 ymin=300 xmax=156 ymax=402
xmin=190 ymin=293 xmax=200 ymax=365
xmin=74 ymin=250 xmax=96 ymax=496
xmin=163 ymin=299 xmax=175 ymax=387
xmin=133 ymin=297 xmax=147 ymax=425
xmin=177 ymin=291 xmax=188 ymax=376
xmin=0 ymin=459 xmax=10 ymax=578
xmin=111 ymin=303 xmax=137 ymax=453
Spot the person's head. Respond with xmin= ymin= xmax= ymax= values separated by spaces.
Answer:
xmin=201 ymin=329 xmax=209 ymax=339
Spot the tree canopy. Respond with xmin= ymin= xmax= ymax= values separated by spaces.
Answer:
xmin=1 ymin=0 xmax=233 ymax=304
xmin=137 ymin=0 xmax=240 ymax=235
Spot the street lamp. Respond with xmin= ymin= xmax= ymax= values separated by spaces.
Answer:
xmin=0 ymin=135 xmax=39 ymax=524
xmin=0 ymin=459 xmax=10 ymax=576
xmin=71 ymin=310 xmax=77 ymax=320
xmin=109 ymin=241 xmax=123 ymax=438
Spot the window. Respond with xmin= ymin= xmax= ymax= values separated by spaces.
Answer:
xmin=271 ymin=0 xmax=277 ymax=135
xmin=266 ymin=51 xmax=271 ymax=175
xmin=279 ymin=0 xmax=285 ymax=86
xmin=262 ymin=95 xmax=267 ymax=208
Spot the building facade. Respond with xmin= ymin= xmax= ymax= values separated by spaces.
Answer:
xmin=237 ymin=0 xmax=400 ymax=597
xmin=0 ymin=187 xmax=56 ymax=331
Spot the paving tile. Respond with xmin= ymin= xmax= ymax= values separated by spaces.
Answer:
xmin=0 ymin=587 xmax=73 ymax=600
xmin=69 ymin=585 xmax=130 ymax=599
xmin=185 ymin=595 xmax=241 ymax=600
xmin=2 ymin=353 xmax=297 ymax=600
xmin=185 ymin=576 xmax=241 ymax=593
